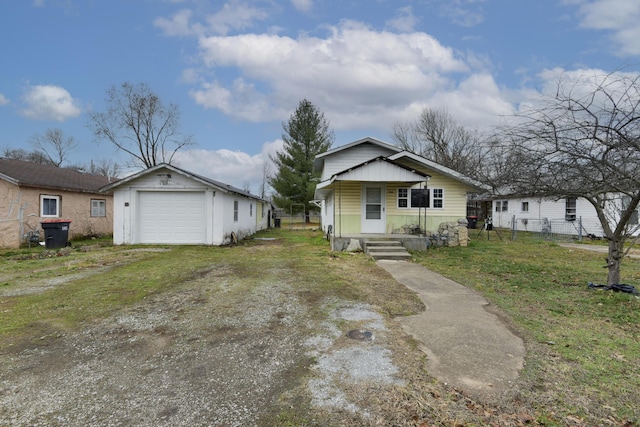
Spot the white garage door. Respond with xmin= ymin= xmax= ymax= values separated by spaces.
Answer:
xmin=138 ymin=191 xmax=207 ymax=244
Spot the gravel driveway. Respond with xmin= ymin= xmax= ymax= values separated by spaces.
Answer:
xmin=0 ymin=248 xmax=411 ymax=426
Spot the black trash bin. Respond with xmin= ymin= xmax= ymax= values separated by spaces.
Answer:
xmin=41 ymin=220 xmax=72 ymax=249
xmin=274 ymin=218 xmax=281 ymax=228
xmin=466 ymin=216 xmax=478 ymax=229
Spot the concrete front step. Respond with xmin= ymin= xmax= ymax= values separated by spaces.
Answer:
xmin=368 ymin=251 xmax=412 ymax=260
xmin=364 ymin=240 xmax=411 ymax=260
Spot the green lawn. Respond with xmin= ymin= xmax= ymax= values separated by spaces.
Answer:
xmin=412 ymin=235 xmax=640 ymax=425
xmin=1 ymin=231 xmax=639 ymax=425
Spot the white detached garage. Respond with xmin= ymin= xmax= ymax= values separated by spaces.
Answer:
xmin=100 ymin=163 xmax=271 ymax=245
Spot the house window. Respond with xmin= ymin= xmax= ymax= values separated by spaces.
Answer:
xmin=91 ymin=199 xmax=106 ymax=217
xmin=250 ymin=203 xmax=253 ymax=217
xmin=41 ymin=195 xmax=60 ymax=217
xmin=234 ymin=200 xmax=239 ymax=222
xmin=565 ymin=197 xmax=577 ymax=221
xmin=432 ymin=189 xmax=443 ymax=208
xmin=495 ymin=200 xmax=508 ymax=212
xmin=397 ymin=188 xmax=408 ymax=208
xmin=521 ymin=202 xmax=529 ymax=213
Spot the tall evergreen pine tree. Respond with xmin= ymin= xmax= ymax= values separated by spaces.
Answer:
xmin=269 ymin=99 xmax=334 ymax=220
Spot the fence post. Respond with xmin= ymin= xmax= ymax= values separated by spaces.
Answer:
xmin=511 ymin=215 xmax=516 ymax=241
xmin=578 ymin=216 xmax=582 ymax=242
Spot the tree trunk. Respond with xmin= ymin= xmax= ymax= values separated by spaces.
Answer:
xmin=606 ymin=238 xmax=624 ymax=285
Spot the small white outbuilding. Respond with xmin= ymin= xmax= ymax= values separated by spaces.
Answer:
xmin=100 ymin=163 xmax=271 ymax=245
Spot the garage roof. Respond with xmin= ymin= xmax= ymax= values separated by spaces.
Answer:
xmin=100 ymin=163 xmax=268 ymax=201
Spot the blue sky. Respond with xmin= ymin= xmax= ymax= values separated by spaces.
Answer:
xmin=1 ymin=0 xmax=639 ymax=193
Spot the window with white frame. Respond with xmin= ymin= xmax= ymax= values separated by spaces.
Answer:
xmin=250 ymin=203 xmax=253 ymax=217
xmin=40 ymin=195 xmax=60 ymax=217
xmin=398 ymin=187 xmax=438 ymax=208
xmin=495 ymin=201 xmax=501 ymax=212
xmin=521 ymin=201 xmax=529 ymax=212
xmin=91 ymin=199 xmax=106 ymax=217
xmin=397 ymin=188 xmax=409 ymax=208
xmin=234 ymin=200 xmax=239 ymax=222
xmin=502 ymin=200 xmax=508 ymax=212
xmin=432 ymin=189 xmax=443 ymax=208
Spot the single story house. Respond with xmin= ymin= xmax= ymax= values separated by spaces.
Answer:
xmin=0 ymin=158 xmax=115 ymax=248
xmin=313 ymin=137 xmax=487 ymax=249
xmin=100 ymin=163 xmax=272 ymax=245
xmin=488 ymin=192 xmax=640 ymax=238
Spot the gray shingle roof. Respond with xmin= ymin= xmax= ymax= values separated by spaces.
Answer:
xmin=0 ymin=158 xmax=115 ymax=193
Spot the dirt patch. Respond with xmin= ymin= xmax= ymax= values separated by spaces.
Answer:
xmin=0 ymin=269 xmax=312 ymax=426
xmin=0 ymin=239 xmax=532 ymax=426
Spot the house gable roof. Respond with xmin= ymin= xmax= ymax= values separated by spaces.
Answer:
xmin=318 ymin=156 xmax=428 ymax=186
xmin=313 ymin=136 xmax=488 ymax=192
xmin=0 ymin=158 xmax=115 ymax=193
xmin=314 ymin=156 xmax=429 ymax=199
xmin=388 ymin=151 xmax=488 ymax=191
xmin=100 ymin=163 xmax=268 ymax=202
xmin=313 ymin=136 xmax=401 ymax=172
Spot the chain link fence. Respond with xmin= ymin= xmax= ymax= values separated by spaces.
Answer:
xmin=510 ymin=216 xmax=587 ymax=242
xmin=273 ymin=210 xmax=321 ymax=230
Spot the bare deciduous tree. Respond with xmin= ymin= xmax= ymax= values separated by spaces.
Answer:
xmin=2 ymin=147 xmax=54 ymax=165
xmin=30 ymin=128 xmax=77 ymax=167
xmin=391 ymin=107 xmax=486 ymax=179
xmin=502 ymin=71 xmax=640 ymax=285
xmin=87 ymin=82 xmax=193 ymax=169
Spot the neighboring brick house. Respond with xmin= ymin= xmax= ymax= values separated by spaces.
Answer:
xmin=0 ymin=158 xmax=115 ymax=248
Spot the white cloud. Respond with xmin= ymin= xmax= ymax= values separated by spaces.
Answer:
xmin=291 ymin=0 xmax=313 ymax=13
xmin=437 ymin=0 xmax=486 ymax=28
xmin=154 ymin=9 xmax=201 ymax=37
xmin=205 ymin=1 xmax=269 ymax=35
xmin=573 ymin=0 xmax=640 ymax=56
xmin=155 ymin=1 xmax=268 ymax=37
xmin=173 ymin=139 xmax=283 ymax=195
xmin=0 ymin=94 xmax=9 ymax=106
xmin=386 ymin=6 xmax=418 ymax=33
xmin=21 ymin=84 xmax=81 ymax=121
xmin=191 ymin=21 xmax=470 ymax=130
xmin=430 ymin=74 xmax=515 ymax=131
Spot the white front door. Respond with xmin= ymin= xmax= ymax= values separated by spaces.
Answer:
xmin=361 ymin=184 xmax=386 ymax=233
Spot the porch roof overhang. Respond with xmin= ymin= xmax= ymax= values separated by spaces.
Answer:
xmin=314 ymin=156 xmax=429 ymax=199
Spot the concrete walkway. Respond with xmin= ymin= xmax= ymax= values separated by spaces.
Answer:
xmin=377 ymin=260 xmax=525 ymax=398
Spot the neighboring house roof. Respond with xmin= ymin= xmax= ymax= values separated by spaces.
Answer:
xmin=100 ymin=163 xmax=269 ymax=202
xmin=0 ymin=158 xmax=115 ymax=193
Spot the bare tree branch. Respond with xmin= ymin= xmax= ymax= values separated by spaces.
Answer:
xmin=501 ymin=71 xmax=640 ymax=284
xmin=87 ymin=82 xmax=194 ymax=169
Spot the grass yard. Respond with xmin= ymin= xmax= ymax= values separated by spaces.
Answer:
xmin=412 ymin=234 xmax=640 ymax=425
xmin=1 ymin=230 xmax=639 ymax=426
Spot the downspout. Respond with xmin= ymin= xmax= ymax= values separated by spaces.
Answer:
xmin=338 ymin=180 xmax=342 ymax=237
